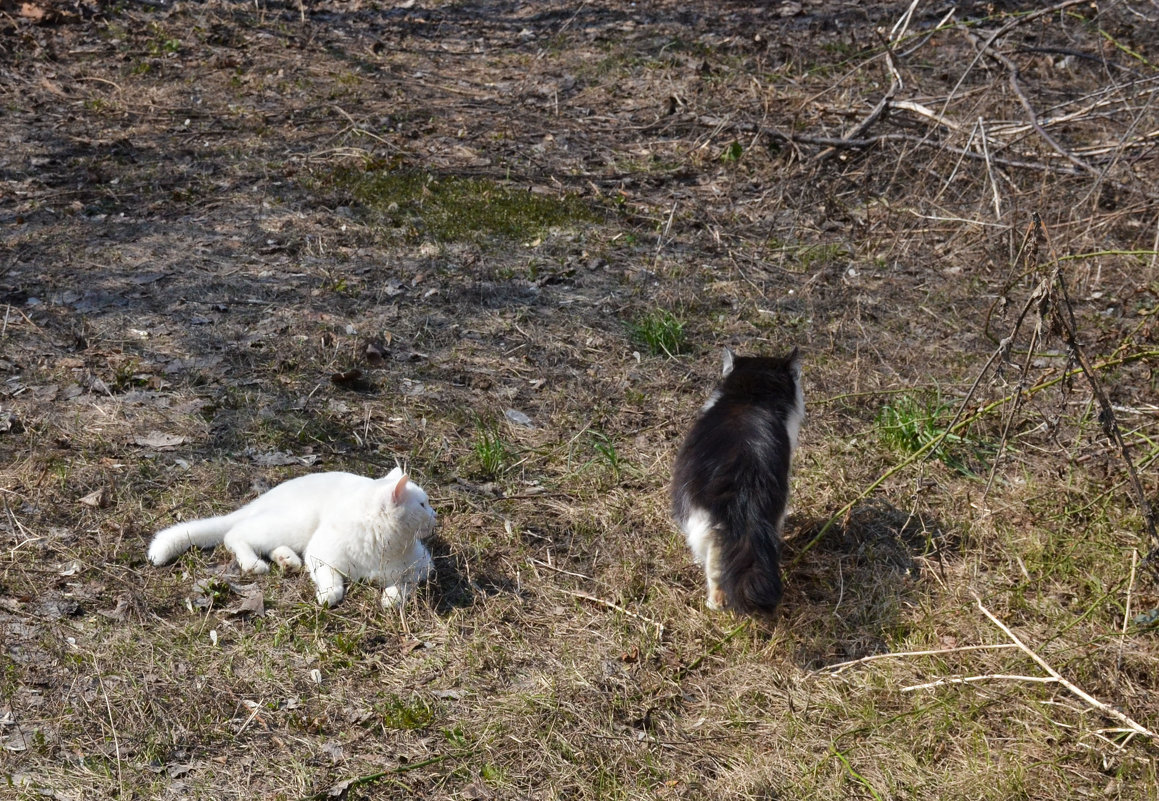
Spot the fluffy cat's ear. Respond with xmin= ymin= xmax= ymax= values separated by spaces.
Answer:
xmin=786 ymin=346 xmax=801 ymax=381
xmin=722 ymin=347 xmax=735 ymax=377
xmin=391 ymin=474 xmax=410 ymax=505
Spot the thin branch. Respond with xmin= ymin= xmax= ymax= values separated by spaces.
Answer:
xmin=560 ymin=589 xmax=665 ymax=637
xmin=982 ymin=44 xmax=1103 ymax=180
xmin=902 ymin=673 xmax=1059 ymax=692
xmin=764 ymin=128 xmax=1090 ymax=180
xmin=974 ymin=595 xmax=1159 ymax=742
xmin=1035 ymin=215 xmax=1159 ymax=551
xmin=821 ymin=643 xmax=1019 ymax=675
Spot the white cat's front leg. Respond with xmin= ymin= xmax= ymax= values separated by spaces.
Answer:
xmin=380 ymin=545 xmax=433 ymax=609
xmin=381 ymin=584 xmax=407 ymax=608
xmin=308 ymin=560 xmax=346 ymax=607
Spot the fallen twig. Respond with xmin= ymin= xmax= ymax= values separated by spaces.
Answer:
xmin=821 ymin=643 xmax=1019 ymax=675
xmin=902 ymin=673 xmax=1058 ymax=692
xmin=561 ymin=589 xmax=665 ymax=637
xmin=973 ymin=596 xmax=1158 ymax=742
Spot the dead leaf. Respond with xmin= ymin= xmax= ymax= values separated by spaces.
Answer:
xmin=226 ymin=588 xmax=265 ymax=618
xmin=99 ymin=593 xmax=133 ymax=622
xmin=247 ymin=449 xmax=318 ymax=467
xmin=132 ymin=431 xmax=187 ymax=449
xmin=327 ymin=778 xmax=357 ymax=798
xmin=39 ymin=76 xmax=67 ymax=97
xmin=321 ymin=741 xmax=344 ymax=764
xmin=0 ymin=411 xmax=19 ymax=434
xmin=430 ymin=689 xmax=465 ymax=700
xmin=2 ymin=726 xmax=31 ymax=752
xmin=78 ymin=487 xmax=112 ymax=508
xmin=399 ymin=638 xmax=428 ymax=655
xmin=462 ymin=781 xmax=492 ymax=800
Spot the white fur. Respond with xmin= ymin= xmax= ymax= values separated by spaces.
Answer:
xmin=148 ymin=467 xmax=437 ymax=607
xmin=785 ymin=377 xmax=805 ymax=451
xmin=679 ymin=506 xmax=724 ymax=610
xmin=699 ymin=390 xmax=723 ymax=414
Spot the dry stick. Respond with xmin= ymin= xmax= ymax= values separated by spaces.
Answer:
xmin=902 ymin=673 xmax=1059 ymax=692
xmin=973 ymin=596 xmax=1159 ymax=742
xmin=1118 ymin=549 xmax=1138 ymax=679
xmin=982 ymin=287 xmax=1045 ymax=503
xmin=1036 ymin=215 xmax=1159 ymax=554
xmin=765 ymin=128 xmax=1085 ymax=178
xmin=561 ymin=588 xmax=665 ymax=637
xmin=821 ymin=643 xmax=1019 ymax=675
xmin=94 ymin=665 xmax=125 ymax=799
xmin=794 ymin=226 xmax=1040 ymax=562
xmin=813 ymin=17 xmax=901 ymax=166
xmin=977 ymin=117 xmax=1002 ymax=219
xmin=937 ymin=0 xmax=1093 ymax=125
xmin=892 ymin=99 xmax=964 ymax=132
xmin=984 ymin=45 xmax=1103 ymax=181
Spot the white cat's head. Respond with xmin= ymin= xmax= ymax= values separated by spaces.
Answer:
xmin=381 ymin=467 xmax=437 ymax=539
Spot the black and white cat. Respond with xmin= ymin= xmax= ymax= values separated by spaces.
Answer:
xmin=148 ymin=467 xmax=437 ymax=608
xmin=671 ymin=347 xmax=803 ymax=616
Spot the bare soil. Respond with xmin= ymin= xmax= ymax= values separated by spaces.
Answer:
xmin=3 ymin=1 xmax=1159 ymax=799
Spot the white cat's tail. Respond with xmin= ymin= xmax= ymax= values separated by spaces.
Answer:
xmin=147 ymin=514 xmax=237 ymax=566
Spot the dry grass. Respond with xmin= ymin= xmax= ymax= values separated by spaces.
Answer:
xmin=3 ymin=1 xmax=1159 ymax=798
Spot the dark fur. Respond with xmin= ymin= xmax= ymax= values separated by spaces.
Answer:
xmin=671 ymin=348 xmax=801 ymax=616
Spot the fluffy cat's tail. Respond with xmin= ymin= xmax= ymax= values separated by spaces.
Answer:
xmin=147 ymin=514 xmax=237 ymax=566
xmin=717 ymin=515 xmax=784 ymax=616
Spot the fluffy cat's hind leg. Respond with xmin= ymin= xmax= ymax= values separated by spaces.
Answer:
xmin=679 ymin=508 xmax=725 ymax=610
xmin=703 ymin=542 xmax=726 ymax=611
xmin=223 ymin=530 xmax=269 ymax=574
xmin=270 ymin=546 xmax=302 ymax=571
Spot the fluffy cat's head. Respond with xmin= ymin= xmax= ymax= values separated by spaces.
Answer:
xmin=718 ymin=346 xmax=804 ymax=449
xmin=380 ymin=467 xmax=437 ymax=538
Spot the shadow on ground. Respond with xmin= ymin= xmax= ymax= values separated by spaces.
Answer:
xmin=784 ymin=499 xmax=957 ymax=669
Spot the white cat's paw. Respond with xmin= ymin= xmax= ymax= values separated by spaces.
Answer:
xmin=241 ymin=559 xmax=270 ymax=575
xmin=381 ymin=585 xmax=406 ymax=609
xmin=271 ymin=547 xmax=302 ymax=571
xmin=316 ymin=587 xmax=344 ymax=607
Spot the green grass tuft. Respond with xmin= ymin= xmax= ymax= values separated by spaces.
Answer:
xmin=629 ymin=310 xmax=687 ymax=356
xmin=326 ymin=164 xmax=599 ymax=242
xmin=472 ymin=420 xmax=512 ymax=478
xmin=876 ymin=392 xmax=991 ymax=475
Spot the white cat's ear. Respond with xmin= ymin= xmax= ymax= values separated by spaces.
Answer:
xmin=390 ymin=474 xmax=410 ymax=505
xmin=722 ymin=347 xmax=735 ymax=377
xmin=786 ymin=346 xmax=802 ymax=380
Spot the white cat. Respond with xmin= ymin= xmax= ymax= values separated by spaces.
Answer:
xmin=147 ymin=467 xmax=437 ymax=608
